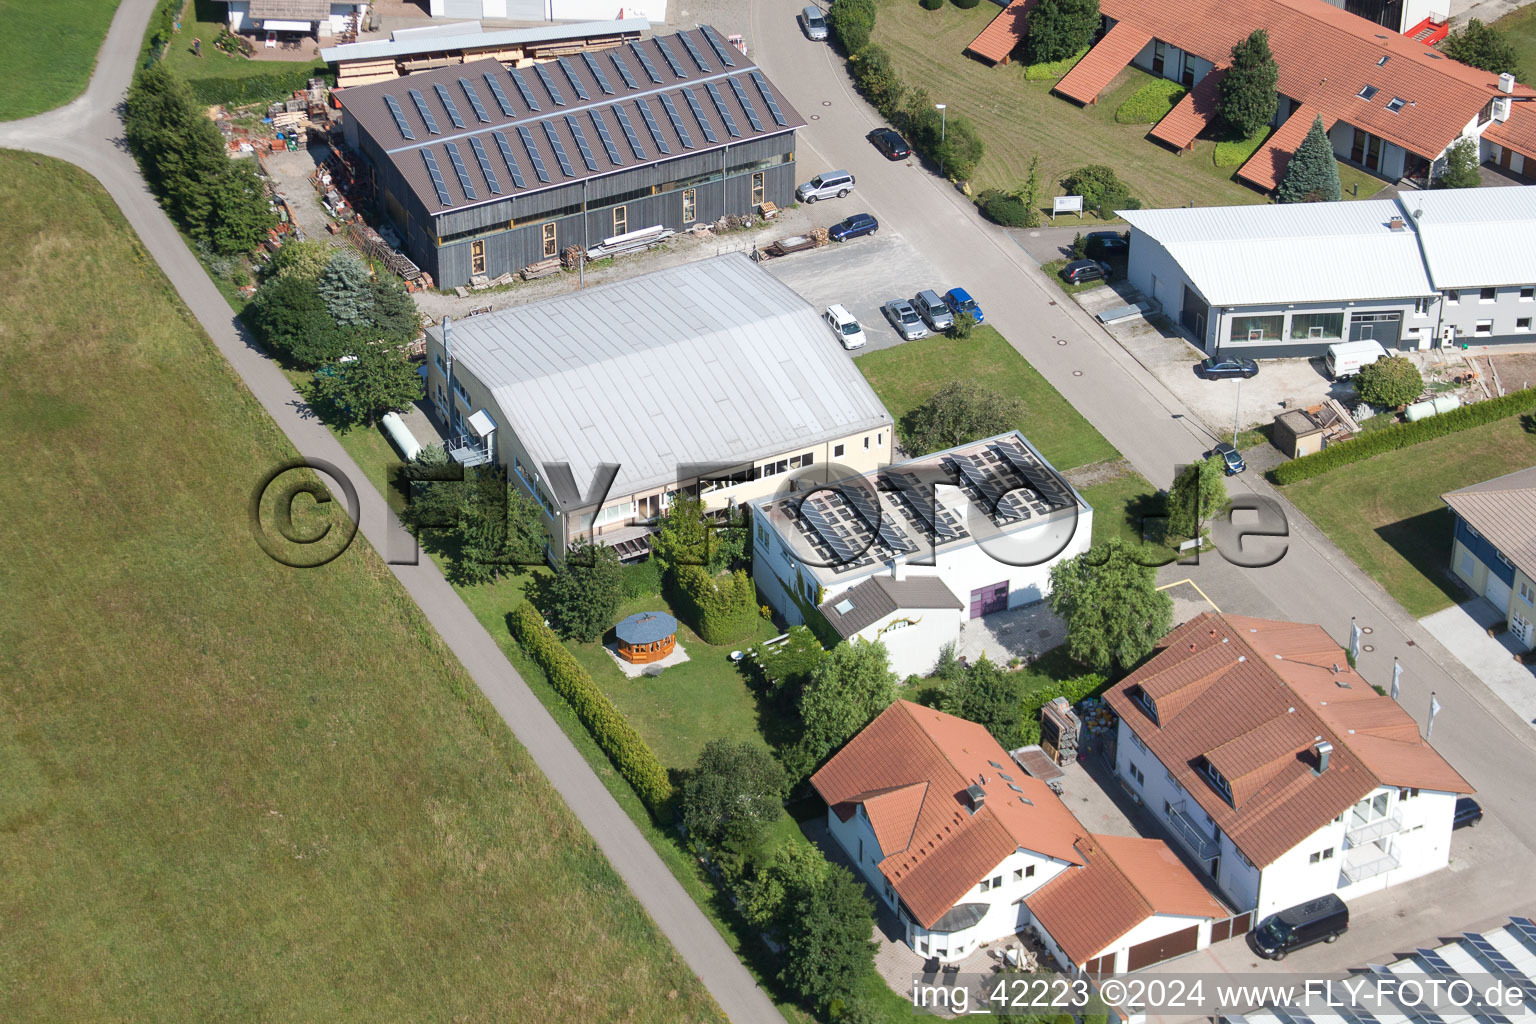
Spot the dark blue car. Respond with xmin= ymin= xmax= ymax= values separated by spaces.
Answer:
xmin=829 ymin=213 xmax=878 ymax=241
xmin=943 ymin=287 xmax=984 ymax=324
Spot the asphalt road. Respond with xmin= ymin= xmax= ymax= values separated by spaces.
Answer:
xmin=744 ymin=0 xmax=1536 ymax=933
xmin=0 ymin=4 xmax=783 ymax=1022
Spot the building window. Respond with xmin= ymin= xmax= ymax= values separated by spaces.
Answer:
xmin=1521 ymin=286 xmax=1534 ymax=300
xmin=1230 ymin=314 xmax=1284 ymax=341
xmin=1129 ymin=686 xmax=1158 ymax=723
xmin=542 ymin=222 xmax=558 ymax=258
xmin=858 ymin=839 xmax=864 ymax=862
xmin=877 ymin=433 xmax=883 ymax=446
xmin=1518 ymin=318 xmax=1532 ymax=332
xmin=1520 ymin=581 xmax=1534 ymax=604
xmin=1497 ymin=551 xmax=1515 ymax=569
xmin=613 ymin=205 xmax=628 ymax=236
xmin=1290 ymin=312 xmax=1344 ymax=340
xmin=864 ymin=436 xmax=870 ymax=450
xmin=1400 ymin=787 xmax=1420 ymax=799
xmin=1476 ymin=320 xmax=1494 ymax=337
xmin=1201 ymin=759 xmax=1233 ymax=801
xmin=1129 ymin=763 xmax=1145 ymax=786
xmin=979 ymin=879 xmax=991 ymax=893
xmin=1446 ymin=290 xmax=1460 ymax=304
xmin=1460 ymin=549 xmax=1476 ymax=575
xmin=1414 ymin=297 xmax=1431 ymax=316
xmin=1357 ymin=84 xmax=1379 ymax=100
xmin=751 ymin=171 xmax=765 ymax=206
xmin=1013 ymin=868 xmax=1024 ymax=882
xmin=1386 ymin=97 xmax=1406 ymax=112
xmin=1129 ymin=730 xmax=1147 ymax=753
xmin=1309 ymin=848 xmax=1335 ymax=863
xmin=992 ymin=875 xmax=1002 ymax=889
xmin=470 ymin=239 xmax=486 ymax=275
xmin=1025 ymin=864 xmax=1034 ymax=878
xmin=834 ymin=443 xmax=845 ymax=457
xmin=1481 ymin=287 xmax=1498 ymax=302
xmin=682 ymin=187 xmax=697 ymax=224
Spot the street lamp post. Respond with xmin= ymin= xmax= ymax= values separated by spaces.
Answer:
xmin=935 ymin=103 xmax=947 ymax=178
xmin=1232 ymin=377 xmax=1242 ymax=448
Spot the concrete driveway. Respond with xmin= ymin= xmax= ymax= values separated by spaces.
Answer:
xmin=1421 ymin=598 xmax=1536 ymax=731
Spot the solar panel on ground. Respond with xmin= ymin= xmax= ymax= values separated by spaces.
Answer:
xmin=678 ymin=30 xmax=712 ymax=72
xmin=702 ymin=26 xmax=738 ymax=67
xmin=610 ymin=104 xmax=648 ymax=159
xmin=728 ymin=76 xmax=764 ymax=132
xmin=565 ymin=115 xmax=600 ymax=171
xmin=421 ymin=148 xmax=452 ymax=205
xmin=654 ymin=36 xmax=689 ymax=78
xmin=541 ymin=120 xmax=575 ymax=176
xmin=680 ymin=88 xmax=717 ymax=143
xmin=443 ymin=142 xmax=477 ymax=199
xmin=581 ymin=51 xmax=615 ymax=95
xmin=468 ymin=136 xmax=502 ymax=194
xmin=434 ymin=83 xmax=466 ymax=129
xmin=409 ymin=88 xmax=441 ymax=134
xmin=509 ymin=67 xmax=541 ymax=111
xmin=658 ymin=93 xmax=694 ymax=148
xmin=383 ymin=94 xmax=415 ymax=140
xmin=634 ymin=99 xmax=670 ymax=154
xmin=589 ymin=109 xmax=623 ymax=164
xmin=516 ymin=125 xmax=550 ymax=183
xmin=535 ymin=62 xmax=566 ymax=105
xmin=628 ymin=41 xmax=662 ymax=83
xmin=750 ymin=70 xmax=788 ymax=126
xmin=459 ymin=77 xmax=491 ymax=122
xmin=556 ymin=55 xmax=590 ymax=101
xmin=491 ymin=130 xmax=527 ymax=188
xmin=703 ymin=81 xmax=741 ymax=138
xmin=610 ymin=51 xmax=640 ymax=90
xmin=483 ymin=72 xmax=515 ymax=116
xmin=800 ymin=500 xmax=862 ymax=565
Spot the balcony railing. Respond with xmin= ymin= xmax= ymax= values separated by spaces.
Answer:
xmin=1346 ymin=811 xmax=1403 ymax=845
xmin=446 ymin=433 xmax=492 ymax=467
xmin=1342 ymin=847 xmax=1400 ymax=884
xmin=1166 ymin=802 xmax=1220 ymax=860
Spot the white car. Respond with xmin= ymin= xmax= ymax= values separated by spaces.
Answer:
xmin=824 ymin=304 xmax=867 ymax=349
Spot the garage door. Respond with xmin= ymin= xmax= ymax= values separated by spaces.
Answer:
xmin=1126 ymin=924 xmax=1199 ymax=971
xmin=1486 ymin=573 xmax=1512 ymax=612
xmin=969 ymin=582 xmax=1008 ymax=619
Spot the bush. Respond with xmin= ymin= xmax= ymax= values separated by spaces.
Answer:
xmin=1115 ymin=80 xmax=1187 ymax=124
xmin=1355 ymin=356 xmax=1424 ymax=408
xmin=1435 ymin=137 xmax=1481 ymax=189
xmin=185 ymin=64 xmax=330 ymax=107
xmin=952 ymin=0 xmax=982 ymax=7
xmin=675 ymin=565 xmax=760 ymax=645
xmin=828 ymin=0 xmax=876 ymax=53
xmin=920 ymin=0 xmax=944 ymax=9
xmin=1269 ymin=389 xmax=1536 ymax=485
xmin=681 ymin=740 xmax=787 ymax=850
xmin=618 ymin=558 xmax=663 ymax=599
xmin=508 ymin=602 xmax=673 ymax=812
xmin=937 ymin=114 xmax=985 ymax=180
xmin=1025 ymin=0 xmax=1101 ymax=64
xmin=247 ymin=274 xmax=350 ymax=366
xmin=849 ymin=44 xmax=904 ymax=116
xmin=1061 ymin=164 xmax=1139 ymax=218
xmin=906 ymin=379 xmax=1026 ymax=455
xmin=548 ymin=540 xmax=623 ymax=642
xmin=979 ymin=190 xmax=1033 ymax=226
xmin=1023 ymin=45 xmax=1088 ymax=80
xmin=1213 ymin=127 xmax=1269 ymax=167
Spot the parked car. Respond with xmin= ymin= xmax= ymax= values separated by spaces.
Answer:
xmin=800 ymin=4 xmax=828 ymax=40
xmin=867 ymin=127 xmax=911 ymax=160
xmin=796 ymin=170 xmax=855 ymax=203
xmin=1454 ymin=796 xmax=1483 ymax=829
xmin=912 ymin=289 xmax=955 ymax=332
xmin=1084 ymin=230 xmax=1129 ymax=263
xmin=1209 ymin=441 xmax=1246 ymax=476
xmin=882 ymin=298 xmax=930 ymax=340
xmin=828 ymin=213 xmax=878 ymax=241
xmin=1060 ymin=259 xmax=1109 ymax=285
xmin=1249 ymin=894 xmax=1348 ymax=961
xmin=824 ymin=304 xmax=867 ymax=349
xmin=943 ymin=287 xmax=984 ymax=325
xmin=1199 ymin=356 xmax=1260 ymax=379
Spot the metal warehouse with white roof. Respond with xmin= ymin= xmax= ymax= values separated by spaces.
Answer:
xmin=1121 ymin=186 xmax=1536 ymax=359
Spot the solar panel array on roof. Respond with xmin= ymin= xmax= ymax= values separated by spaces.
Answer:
xmin=516 ymin=124 xmax=550 ymax=182
xmin=798 ymin=499 xmax=865 ymax=565
xmin=557 ymin=55 xmax=590 ymax=101
xmin=610 ymin=51 xmax=639 ymax=90
xmin=535 ymin=62 xmax=566 ymax=105
xmin=384 ymin=94 xmax=415 ymax=140
xmin=459 ymin=77 xmax=491 ymax=122
xmin=658 ymin=92 xmax=693 ymax=147
xmin=886 ymin=470 xmax=964 ymax=540
xmin=1415 ymin=949 xmax=1513 ymax=1024
xmin=409 ymin=88 xmax=441 ymax=134
xmin=634 ymin=98 xmax=670 ymax=154
xmin=628 ymin=41 xmax=662 ymax=83
xmin=679 ymin=30 xmax=712 ymax=72
xmin=565 ymin=115 xmax=600 ymax=171
xmin=997 ymin=442 xmax=1074 ymax=509
xmin=509 ymin=67 xmax=540 ymax=111
xmin=421 ymin=148 xmax=452 ymax=205
xmin=443 ymin=142 xmax=477 ymax=199
xmin=750 ymin=70 xmax=788 ymax=126
xmin=1368 ymin=965 xmax=1448 ymax=1024
xmin=542 ymin=120 xmax=575 ymax=176
xmin=589 ymin=109 xmax=623 ymax=164
xmin=581 ymin=51 xmax=615 ymax=95
xmin=654 ymin=36 xmax=689 ymax=78
xmin=434 ymin=82 xmax=466 ymax=129
xmin=704 ymin=81 xmax=741 ymax=138
xmin=612 ymin=103 xmax=648 ymax=159
xmin=702 ymin=26 xmax=737 ymax=67
xmin=1463 ymin=934 xmax=1536 ymax=1001
xmin=491 ymin=130 xmax=527 ymax=188
xmin=1334 ymin=1007 xmax=1384 ymax=1024
xmin=483 ymin=72 xmax=515 ymax=116
xmin=728 ymin=76 xmax=764 ymax=132
xmin=467 ymin=135 xmax=502 ymax=194
xmin=1511 ymin=918 xmax=1536 ymax=952
xmin=681 ymin=88 xmax=719 ymax=144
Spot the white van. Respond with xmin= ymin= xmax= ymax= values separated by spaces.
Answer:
xmin=1325 ymin=339 xmax=1388 ymax=379
xmin=824 ymin=304 xmax=866 ymax=349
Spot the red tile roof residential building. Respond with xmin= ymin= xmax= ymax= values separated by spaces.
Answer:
xmin=1149 ymin=68 xmax=1227 ymax=151
xmin=1236 ymin=104 xmax=1336 ymax=190
xmin=1483 ymin=102 xmax=1536 ymax=164
xmin=1053 ymin=22 xmax=1154 ymax=105
xmin=965 ymin=0 xmax=1038 ymax=65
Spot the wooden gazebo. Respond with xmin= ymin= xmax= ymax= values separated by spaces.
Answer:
xmin=615 ymin=611 xmax=678 ymax=664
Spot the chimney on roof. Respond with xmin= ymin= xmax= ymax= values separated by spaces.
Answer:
xmin=1388 ymin=215 xmax=1406 ymax=232
xmin=890 ymin=557 xmax=904 ymax=582
xmin=1315 ymin=740 xmax=1334 ymax=774
xmin=1500 ymin=72 xmax=1516 ymax=95
xmin=965 ymin=784 xmax=986 ymax=814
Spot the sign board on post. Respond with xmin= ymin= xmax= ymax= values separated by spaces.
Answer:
xmin=1052 ymin=195 xmax=1084 ymax=222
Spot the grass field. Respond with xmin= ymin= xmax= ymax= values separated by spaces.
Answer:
xmin=855 ymin=327 xmax=1119 ymax=470
xmin=0 ymin=150 xmax=718 ymax=1024
xmin=1282 ymin=417 xmax=1536 ymax=618
xmin=1490 ymin=4 xmax=1536 ymax=85
xmin=161 ymin=0 xmax=326 ymax=84
xmin=1079 ymin=471 xmax=1167 ymax=550
xmin=0 ymin=0 xmax=121 ymax=120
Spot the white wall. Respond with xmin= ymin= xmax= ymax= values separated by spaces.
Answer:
xmin=550 ymin=0 xmax=668 ymax=22
xmin=1437 ymin=284 xmax=1536 ymax=342
xmin=855 ymin=606 xmax=966 ymax=679
xmin=1088 ymin=913 xmax=1212 ymax=974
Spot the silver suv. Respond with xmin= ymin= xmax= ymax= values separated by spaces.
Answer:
xmin=796 ymin=170 xmax=855 ymax=203
xmin=913 ymin=290 xmax=954 ymax=332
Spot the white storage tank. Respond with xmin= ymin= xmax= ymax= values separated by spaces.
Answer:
xmin=381 ymin=411 xmax=422 ymax=461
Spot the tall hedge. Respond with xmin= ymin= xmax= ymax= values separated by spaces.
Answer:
xmin=508 ymin=602 xmax=673 ymax=812
xmin=187 ymin=64 xmax=331 ymax=107
xmin=675 ymin=566 xmax=760 ymax=646
xmin=1269 ymin=389 xmax=1536 ymax=485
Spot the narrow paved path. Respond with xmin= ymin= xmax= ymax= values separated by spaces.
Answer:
xmin=0 ymin=5 xmax=783 ymax=1022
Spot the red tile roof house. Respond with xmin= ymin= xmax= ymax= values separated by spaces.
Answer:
xmin=811 ymin=701 xmax=1230 ymax=974
xmin=1103 ymin=613 xmax=1472 ymax=922
xmin=967 ymin=0 xmax=1536 ymax=192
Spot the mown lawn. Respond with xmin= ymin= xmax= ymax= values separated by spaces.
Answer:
xmin=1282 ymin=416 xmax=1536 ymax=618
xmin=161 ymin=0 xmax=326 ymax=83
xmin=0 ymin=150 xmax=718 ymax=1024
xmin=1489 ymin=4 xmax=1536 ymax=86
xmin=855 ymin=326 xmax=1119 ymax=470
xmin=0 ymin=0 xmax=121 ymax=120
xmin=1079 ymin=470 xmax=1168 ymax=550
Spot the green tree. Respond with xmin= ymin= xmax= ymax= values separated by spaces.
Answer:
xmin=1071 ymin=231 xmax=1088 ymax=259
xmin=827 ymin=0 xmax=876 ymax=53
xmin=905 ymin=379 xmax=1025 ymax=455
xmin=948 ymin=311 xmax=976 ymax=340
xmin=1060 ymin=164 xmax=1139 ymax=218
xmin=1443 ymin=18 xmax=1523 ymax=80
xmin=318 ymin=249 xmax=376 ymax=328
xmin=750 ymin=625 xmax=827 ymax=694
xmin=938 ymin=115 xmax=986 ymax=181
xmin=368 ymin=274 xmax=423 ymax=344
xmin=1276 ymin=116 xmax=1342 ymax=203
xmin=681 ymin=739 xmax=787 ymax=850
xmin=1013 ymin=155 xmax=1043 ymax=228
xmin=849 ymin=44 xmax=904 ymax=115
xmin=305 ymin=344 xmax=422 ymax=428
xmin=1436 ymin=137 xmax=1482 ymax=189
xmin=651 ymin=495 xmax=744 ymax=576
xmin=799 ymin=640 xmax=897 ymax=761
xmin=1166 ymin=457 xmax=1229 ymax=541
xmin=455 ymin=473 xmax=549 ymax=585
xmin=779 ymin=864 xmax=878 ymax=1006
xmin=1025 ymin=0 xmax=1101 ymax=64
xmin=940 ymin=655 xmax=1028 ymax=747
xmin=979 ymin=191 xmax=1033 ymax=227
xmin=548 ymin=540 xmax=623 ymax=642
xmin=675 ymin=565 xmax=759 ymax=645
xmin=1048 ymin=538 xmax=1173 ymax=673
xmin=1216 ymin=29 xmax=1280 ymax=139
xmin=736 ymin=842 xmax=828 ymax=929
xmin=207 ymin=163 xmax=275 ymax=255
xmin=268 ymin=239 xmax=332 ymax=282
xmin=247 ymin=273 xmax=349 ymax=366
xmin=1355 ymin=355 xmax=1424 ymax=408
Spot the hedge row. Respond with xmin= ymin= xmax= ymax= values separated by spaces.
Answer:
xmin=1269 ymin=388 xmax=1536 ymax=485
xmin=675 ymin=566 xmax=759 ymax=646
xmin=187 ymin=64 xmax=330 ymax=107
xmin=508 ymin=602 xmax=674 ymax=812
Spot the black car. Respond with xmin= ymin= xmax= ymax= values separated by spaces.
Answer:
xmin=1454 ymin=796 xmax=1483 ymax=829
xmin=1084 ymin=231 xmax=1129 ymax=263
xmin=868 ymin=127 xmax=911 ymax=160
xmin=828 ymin=213 xmax=878 ymax=241
xmin=1060 ymin=259 xmax=1109 ymax=285
xmin=1210 ymin=441 xmax=1246 ymax=476
xmin=1200 ymin=356 xmax=1260 ymax=379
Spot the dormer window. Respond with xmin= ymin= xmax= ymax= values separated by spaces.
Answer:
xmin=1130 ymin=685 xmax=1159 ymax=724
xmin=1201 ymin=759 xmax=1233 ymax=803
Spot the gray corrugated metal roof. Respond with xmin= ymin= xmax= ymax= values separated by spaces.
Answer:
xmin=250 ymin=0 xmax=330 ymax=20
xmin=1443 ymin=465 xmax=1536 ymax=581
xmin=820 ymin=575 xmax=963 ymax=638
xmin=321 ymin=19 xmax=645 ymax=63
xmin=1401 ymin=186 xmax=1536 ymax=289
xmin=1119 ymin=201 xmax=1435 ymax=306
xmin=433 ymin=254 xmax=892 ymax=505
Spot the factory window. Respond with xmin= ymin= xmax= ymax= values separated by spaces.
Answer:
xmin=1230 ymin=314 xmax=1284 ymax=341
xmin=1289 ymin=312 xmax=1343 ymax=340
xmin=1481 ymin=287 xmax=1498 ymax=302
xmin=682 ymin=188 xmax=697 ymax=224
xmin=834 ymin=443 xmax=845 ymax=457
xmin=542 ymin=222 xmax=558 ymax=258
xmin=1520 ymin=286 xmax=1534 ymax=300
xmin=613 ymin=205 xmax=627 ymax=236
xmin=751 ymin=172 xmax=765 ymax=206
xmin=470 ymin=240 xmax=485 ymax=276
xmin=1518 ymin=318 xmax=1532 ymax=332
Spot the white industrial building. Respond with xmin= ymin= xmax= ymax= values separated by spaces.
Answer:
xmin=750 ymin=431 xmax=1092 ymax=678
xmin=1122 ymin=186 xmax=1536 ymax=359
xmin=224 ymin=0 xmax=368 ymax=38
xmin=1105 ymin=613 xmax=1473 ymax=920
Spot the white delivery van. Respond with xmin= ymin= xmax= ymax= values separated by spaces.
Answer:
xmin=1325 ymin=339 xmax=1388 ymax=379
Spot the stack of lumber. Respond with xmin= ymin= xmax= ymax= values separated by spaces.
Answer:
xmin=520 ymin=257 xmax=560 ymax=280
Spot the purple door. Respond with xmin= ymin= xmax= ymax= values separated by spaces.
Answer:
xmin=968 ymin=582 xmax=1008 ymax=619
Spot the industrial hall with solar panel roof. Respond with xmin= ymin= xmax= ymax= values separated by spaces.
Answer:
xmin=336 ymin=25 xmax=805 ymax=286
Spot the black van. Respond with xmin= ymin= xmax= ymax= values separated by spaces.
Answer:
xmin=1249 ymin=894 xmax=1349 ymax=960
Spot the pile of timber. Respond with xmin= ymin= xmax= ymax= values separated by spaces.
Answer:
xmin=520 ymin=257 xmax=560 ymax=280
xmin=346 ymin=222 xmax=420 ymax=281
